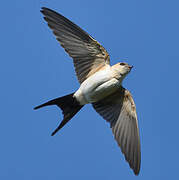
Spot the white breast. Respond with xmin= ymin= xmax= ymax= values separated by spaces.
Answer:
xmin=74 ymin=66 xmax=121 ymax=105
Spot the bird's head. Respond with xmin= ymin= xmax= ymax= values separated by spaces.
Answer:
xmin=112 ymin=62 xmax=133 ymax=78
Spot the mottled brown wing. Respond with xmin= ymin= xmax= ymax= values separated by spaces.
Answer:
xmin=92 ymin=87 xmax=141 ymax=175
xmin=41 ymin=7 xmax=110 ymax=84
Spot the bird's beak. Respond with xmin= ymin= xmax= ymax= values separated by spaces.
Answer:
xmin=129 ymin=65 xmax=133 ymax=69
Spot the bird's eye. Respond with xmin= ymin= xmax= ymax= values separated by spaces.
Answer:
xmin=120 ymin=63 xmax=126 ymax=66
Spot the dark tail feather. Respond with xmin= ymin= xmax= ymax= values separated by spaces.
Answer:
xmin=34 ymin=93 xmax=83 ymax=136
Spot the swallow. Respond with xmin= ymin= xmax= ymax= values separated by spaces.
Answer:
xmin=34 ymin=7 xmax=141 ymax=175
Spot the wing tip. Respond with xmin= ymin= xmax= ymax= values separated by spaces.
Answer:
xmin=41 ymin=7 xmax=49 ymax=11
xmin=40 ymin=7 xmax=55 ymax=16
xmin=40 ymin=7 xmax=46 ymax=14
xmin=133 ymin=165 xmax=140 ymax=175
xmin=134 ymin=171 xmax=140 ymax=176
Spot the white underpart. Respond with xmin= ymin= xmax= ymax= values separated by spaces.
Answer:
xmin=74 ymin=65 xmax=123 ymax=105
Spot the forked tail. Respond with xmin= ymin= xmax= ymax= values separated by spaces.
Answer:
xmin=34 ymin=93 xmax=83 ymax=136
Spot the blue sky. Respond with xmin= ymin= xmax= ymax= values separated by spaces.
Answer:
xmin=1 ymin=0 xmax=179 ymax=179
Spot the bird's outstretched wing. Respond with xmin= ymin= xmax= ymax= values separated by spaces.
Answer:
xmin=41 ymin=7 xmax=110 ymax=84
xmin=92 ymin=87 xmax=141 ymax=175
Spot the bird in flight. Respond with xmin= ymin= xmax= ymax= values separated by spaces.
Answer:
xmin=34 ymin=7 xmax=141 ymax=175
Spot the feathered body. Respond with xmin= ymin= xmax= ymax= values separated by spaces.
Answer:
xmin=34 ymin=7 xmax=141 ymax=175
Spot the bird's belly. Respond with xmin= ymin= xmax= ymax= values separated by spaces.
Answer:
xmin=85 ymin=78 xmax=119 ymax=103
xmin=74 ymin=69 xmax=120 ymax=104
